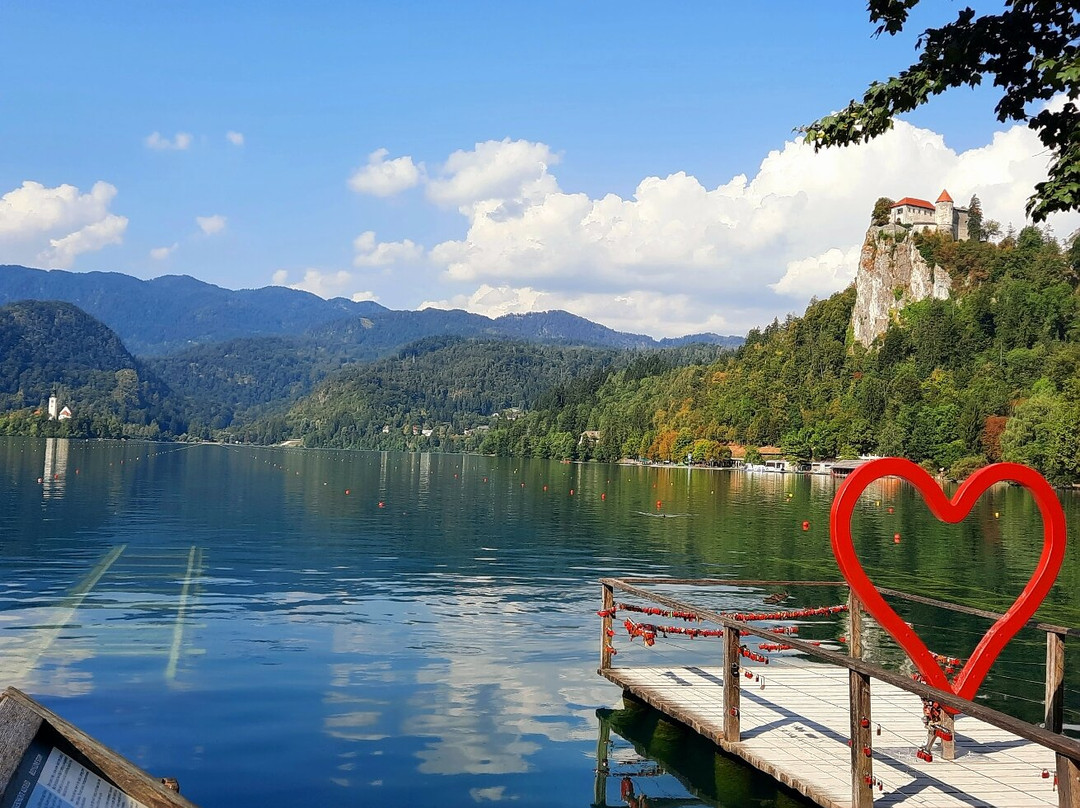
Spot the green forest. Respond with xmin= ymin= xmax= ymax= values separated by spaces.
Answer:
xmin=3 ymin=221 xmax=1080 ymax=485
xmin=478 ymin=226 xmax=1080 ymax=484
xmin=0 ymin=300 xmax=185 ymax=439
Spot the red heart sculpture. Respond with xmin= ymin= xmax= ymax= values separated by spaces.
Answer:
xmin=831 ymin=458 xmax=1066 ymax=708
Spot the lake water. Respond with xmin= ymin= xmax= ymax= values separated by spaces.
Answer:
xmin=1 ymin=438 xmax=1078 ymax=807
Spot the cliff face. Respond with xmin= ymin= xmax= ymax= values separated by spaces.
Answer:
xmin=851 ymin=224 xmax=951 ymax=347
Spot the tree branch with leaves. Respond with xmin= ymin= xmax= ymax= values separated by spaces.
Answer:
xmin=802 ymin=1 xmax=1080 ymax=222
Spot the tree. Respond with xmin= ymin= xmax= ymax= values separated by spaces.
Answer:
xmin=802 ymin=2 xmax=1080 ymax=221
xmin=967 ymin=194 xmax=984 ymax=242
xmin=871 ymin=196 xmax=894 ymax=226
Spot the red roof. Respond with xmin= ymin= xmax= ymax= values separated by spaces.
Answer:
xmin=936 ymin=189 xmax=953 ymax=203
xmin=891 ymin=197 xmax=934 ymax=211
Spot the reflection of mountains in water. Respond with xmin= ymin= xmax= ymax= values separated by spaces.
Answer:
xmin=597 ymin=698 xmax=812 ymax=808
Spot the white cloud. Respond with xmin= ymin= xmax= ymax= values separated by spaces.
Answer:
xmin=348 ymin=148 xmax=423 ymax=197
xmin=195 ymin=214 xmax=227 ymax=235
xmin=272 ymin=268 xmax=377 ymax=302
xmin=149 ymin=243 xmax=178 ymax=261
xmin=41 ymin=215 xmax=128 ymax=268
xmin=772 ymin=246 xmax=862 ymax=297
xmin=413 ymin=119 xmax=1080 ymax=337
xmin=352 ymin=230 xmax=424 ymax=267
xmin=426 ymin=138 xmax=560 ymax=211
xmin=420 ymin=284 xmax=739 ymax=338
xmin=225 ymin=131 xmax=244 ymax=147
xmin=0 ymin=180 xmax=128 ymax=269
xmin=145 ymin=131 xmax=192 ymax=151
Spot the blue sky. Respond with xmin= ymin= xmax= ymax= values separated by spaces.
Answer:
xmin=2 ymin=2 xmax=1073 ymax=338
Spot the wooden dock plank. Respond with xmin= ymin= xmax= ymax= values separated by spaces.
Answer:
xmin=603 ymin=662 xmax=1058 ymax=808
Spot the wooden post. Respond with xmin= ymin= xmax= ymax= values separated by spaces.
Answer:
xmin=847 ymin=588 xmax=863 ymax=661
xmin=940 ymin=711 xmax=956 ymax=761
xmin=600 ymin=584 xmax=614 ymax=670
xmin=1057 ymin=757 xmax=1080 ymax=808
xmin=1047 ymin=631 xmax=1065 ymax=733
xmin=849 ymin=669 xmax=873 ymax=808
xmin=723 ymin=626 xmax=741 ymax=742
xmin=1046 ymin=631 xmax=1080 ymax=808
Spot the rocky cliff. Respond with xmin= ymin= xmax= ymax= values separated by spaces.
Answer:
xmin=851 ymin=224 xmax=952 ymax=347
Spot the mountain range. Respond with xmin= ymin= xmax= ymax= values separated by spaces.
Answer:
xmin=0 ymin=265 xmax=742 ymax=441
xmin=0 ymin=265 xmax=742 ymax=356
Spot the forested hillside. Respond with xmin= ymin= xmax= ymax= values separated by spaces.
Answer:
xmin=0 ymin=301 xmax=185 ymax=438
xmin=235 ymin=338 xmax=732 ymax=450
xmin=481 ymin=227 xmax=1080 ymax=484
xmin=234 ymin=338 xmax=622 ymax=449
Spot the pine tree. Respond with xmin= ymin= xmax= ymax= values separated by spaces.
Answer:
xmin=967 ymin=195 xmax=984 ymax=241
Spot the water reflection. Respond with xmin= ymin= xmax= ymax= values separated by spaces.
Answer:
xmin=595 ymin=701 xmax=812 ymax=807
xmin=42 ymin=437 xmax=69 ymax=499
xmin=0 ymin=439 xmax=1078 ymax=807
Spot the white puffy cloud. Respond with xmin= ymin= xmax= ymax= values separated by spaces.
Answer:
xmin=352 ymin=230 xmax=424 ymax=267
xmin=414 ymin=119 xmax=1080 ymax=337
xmin=272 ymin=268 xmax=377 ymax=302
xmin=420 ymin=284 xmax=740 ymax=338
xmin=225 ymin=131 xmax=244 ymax=147
xmin=426 ymin=138 xmax=560 ymax=211
xmin=348 ymin=148 xmax=423 ymax=197
xmin=41 ymin=215 xmax=127 ymax=268
xmin=195 ymin=214 xmax=227 ymax=235
xmin=0 ymin=180 xmax=128 ymax=268
xmin=150 ymin=243 xmax=178 ymax=261
xmin=145 ymin=131 xmax=192 ymax=151
xmin=772 ymin=246 xmax=862 ymax=297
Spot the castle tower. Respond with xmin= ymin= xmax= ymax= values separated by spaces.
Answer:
xmin=934 ymin=189 xmax=955 ymax=237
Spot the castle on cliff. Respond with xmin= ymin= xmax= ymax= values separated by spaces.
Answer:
xmin=889 ymin=190 xmax=969 ymax=241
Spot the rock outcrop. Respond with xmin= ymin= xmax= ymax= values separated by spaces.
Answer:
xmin=851 ymin=225 xmax=951 ymax=347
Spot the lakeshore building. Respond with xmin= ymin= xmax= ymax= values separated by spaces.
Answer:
xmin=889 ymin=189 xmax=969 ymax=240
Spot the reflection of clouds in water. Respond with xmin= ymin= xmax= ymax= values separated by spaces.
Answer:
xmin=321 ymin=586 xmax=611 ymax=778
xmin=471 ymin=785 xmax=513 ymax=802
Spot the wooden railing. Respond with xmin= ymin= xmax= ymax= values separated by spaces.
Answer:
xmin=599 ymin=577 xmax=1080 ymax=808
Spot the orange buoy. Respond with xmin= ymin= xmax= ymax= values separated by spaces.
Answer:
xmin=601 ymin=493 xmax=606 ymax=500
xmin=543 ymin=485 xmax=547 ymax=491
xmin=802 ymin=521 xmax=810 ymax=531
xmin=483 ymin=477 xmax=488 ymax=483
xmin=569 ymin=489 xmax=574 ymax=495
xmin=656 ymin=500 xmax=662 ymax=509
xmin=893 ymin=533 xmax=901 ymax=544
xmin=345 ymin=489 xmax=350 ymax=495
xmin=378 ymin=501 xmax=385 ymax=508
xmin=887 ymin=507 xmax=894 ymax=514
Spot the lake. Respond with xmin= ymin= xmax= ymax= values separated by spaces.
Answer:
xmin=1 ymin=438 xmax=1078 ymax=807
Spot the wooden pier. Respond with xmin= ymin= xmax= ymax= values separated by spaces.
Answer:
xmin=598 ymin=578 xmax=1080 ymax=808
